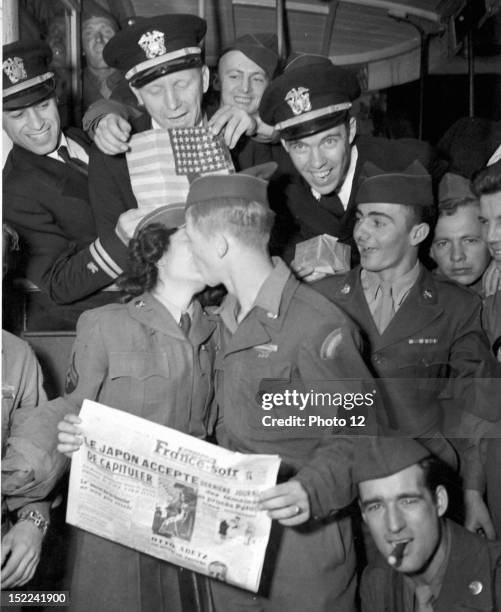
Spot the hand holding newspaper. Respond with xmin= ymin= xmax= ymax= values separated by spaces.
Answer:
xmin=66 ymin=400 xmax=280 ymax=592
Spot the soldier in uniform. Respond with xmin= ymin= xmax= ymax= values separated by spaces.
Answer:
xmin=184 ymin=173 xmax=376 ymax=611
xmin=2 ymin=41 xmax=128 ymax=330
xmin=313 ymin=161 xmax=501 ymax=538
xmin=356 ymin=436 xmax=501 ymax=612
xmin=430 ymin=173 xmax=491 ymax=292
xmin=258 ymin=55 xmax=446 ymax=263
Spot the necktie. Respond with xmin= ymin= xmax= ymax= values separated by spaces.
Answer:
xmin=58 ymin=145 xmax=88 ymax=177
xmin=373 ymin=283 xmax=395 ymax=334
xmin=414 ymin=584 xmax=435 ymax=612
xmin=179 ymin=312 xmax=191 ymax=336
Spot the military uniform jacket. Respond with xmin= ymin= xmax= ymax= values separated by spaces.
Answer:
xmin=3 ymin=128 xmax=128 ymax=306
xmin=39 ymin=293 xmax=217 ymax=612
xmin=1 ymin=331 xmax=58 ymax=527
xmin=269 ymin=135 xmax=446 ymax=262
xmin=360 ymin=519 xmax=501 ymax=612
xmin=314 ymin=266 xmax=501 ymax=487
xmin=213 ymin=261 xmax=377 ymax=517
xmin=209 ymin=260 xmax=376 ymax=611
xmin=315 ymin=265 xmax=500 ymax=424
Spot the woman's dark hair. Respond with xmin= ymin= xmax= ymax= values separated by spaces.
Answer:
xmin=117 ymin=223 xmax=176 ymax=299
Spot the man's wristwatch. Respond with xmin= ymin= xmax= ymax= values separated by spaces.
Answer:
xmin=17 ymin=510 xmax=49 ymax=536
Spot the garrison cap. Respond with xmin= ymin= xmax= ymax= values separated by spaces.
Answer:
xmin=438 ymin=173 xmax=477 ymax=205
xmin=220 ymin=33 xmax=279 ymax=78
xmin=259 ymin=54 xmax=360 ymax=140
xmin=82 ymin=0 xmax=119 ymax=30
xmin=134 ymin=203 xmax=186 ymax=235
xmin=2 ymin=41 xmax=55 ymax=111
xmin=103 ymin=14 xmax=207 ymax=88
xmin=356 ymin=160 xmax=433 ymax=207
xmin=353 ymin=436 xmax=431 ymax=485
xmin=186 ymin=173 xmax=270 ymax=209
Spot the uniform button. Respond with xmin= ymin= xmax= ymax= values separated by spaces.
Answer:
xmin=267 ymin=312 xmax=278 ymax=319
xmin=201 ymin=344 xmax=206 ymax=351
xmin=468 ymin=581 xmax=483 ymax=595
xmin=372 ymin=354 xmax=386 ymax=367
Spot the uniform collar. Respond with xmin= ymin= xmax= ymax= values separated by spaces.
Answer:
xmin=127 ymin=292 xmax=214 ymax=344
xmin=361 ymin=260 xmax=421 ymax=307
xmin=217 ymin=257 xmax=291 ymax=333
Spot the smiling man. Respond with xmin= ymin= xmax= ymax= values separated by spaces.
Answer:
xmin=313 ymin=162 xmax=501 ymax=538
xmin=259 ymin=55 xmax=445 ymax=262
xmin=356 ymin=436 xmax=501 ymax=612
xmin=2 ymin=40 xmax=127 ymax=329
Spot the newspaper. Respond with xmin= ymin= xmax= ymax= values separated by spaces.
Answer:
xmin=67 ymin=400 xmax=281 ymax=592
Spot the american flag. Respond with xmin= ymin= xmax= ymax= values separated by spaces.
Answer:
xmin=126 ymin=127 xmax=235 ymax=209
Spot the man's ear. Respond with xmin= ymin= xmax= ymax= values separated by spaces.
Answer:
xmin=435 ymin=484 xmax=448 ymax=517
xmin=348 ymin=117 xmax=357 ymax=144
xmin=201 ymin=65 xmax=210 ymax=94
xmin=129 ymin=83 xmax=144 ymax=106
xmin=410 ymin=222 xmax=430 ymax=246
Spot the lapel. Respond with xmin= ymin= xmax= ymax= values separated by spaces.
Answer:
xmin=11 ymin=141 xmax=89 ymax=201
xmin=189 ymin=302 xmax=216 ymax=347
xmin=374 ymin=267 xmax=444 ymax=351
xmin=435 ymin=520 xmax=496 ymax=612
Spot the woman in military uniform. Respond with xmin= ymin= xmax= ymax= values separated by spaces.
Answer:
xmin=56 ymin=205 xmax=217 ymax=612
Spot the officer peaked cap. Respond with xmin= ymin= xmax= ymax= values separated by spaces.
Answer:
xmin=3 ymin=41 xmax=55 ymax=110
xmin=259 ymin=54 xmax=360 ymax=140
xmin=104 ymin=14 xmax=206 ymax=88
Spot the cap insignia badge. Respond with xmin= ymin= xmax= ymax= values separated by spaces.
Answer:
xmin=285 ymin=87 xmax=311 ymax=116
xmin=3 ymin=57 xmax=27 ymax=84
xmin=138 ymin=30 xmax=166 ymax=59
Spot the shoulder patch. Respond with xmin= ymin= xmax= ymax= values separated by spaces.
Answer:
xmin=320 ymin=328 xmax=344 ymax=360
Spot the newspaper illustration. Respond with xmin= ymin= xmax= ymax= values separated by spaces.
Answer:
xmin=67 ymin=400 xmax=281 ymax=592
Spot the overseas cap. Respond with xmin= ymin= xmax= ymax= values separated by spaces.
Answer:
xmin=259 ymin=54 xmax=360 ymax=140
xmin=103 ymin=14 xmax=207 ymax=88
xmin=2 ymin=41 xmax=55 ymax=110
xmin=438 ymin=173 xmax=477 ymax=205
xmin=134 ymin=203 xmax=186 ymax=235
xmin=356 ymin=160 xmax=432 ymax=207
xmin=186 ymin=173 xmax=270 ymax=208
xmin=220 ymin=33 xmax=279 ymax=78
xmin=354 ymin=436 xmax=431 ymax=485
xmin=82 ymin=0 xmax=119 ymax=30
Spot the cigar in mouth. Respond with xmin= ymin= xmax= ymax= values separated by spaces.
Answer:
xmin=388 ymin=541 xmax=407 ymax=567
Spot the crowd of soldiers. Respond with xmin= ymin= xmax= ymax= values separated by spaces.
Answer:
xmin=2 ymin=9 xmax=501 ymax=612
